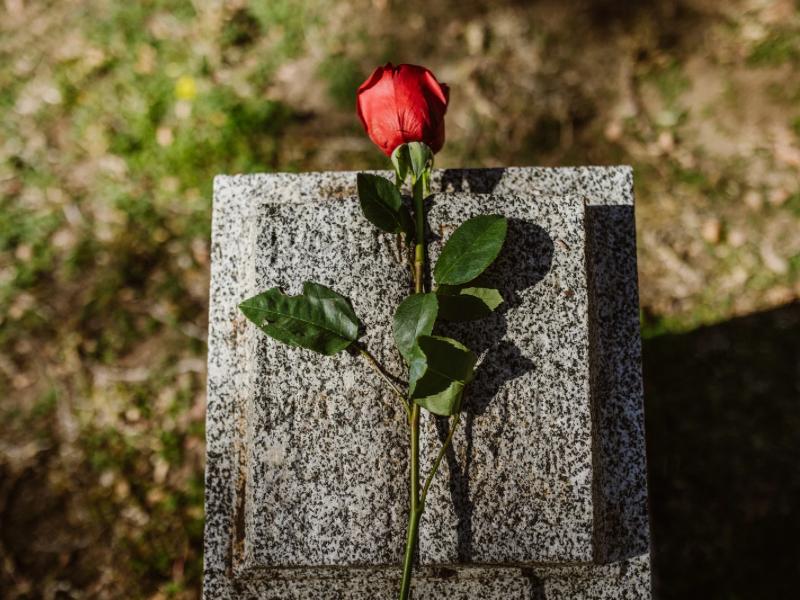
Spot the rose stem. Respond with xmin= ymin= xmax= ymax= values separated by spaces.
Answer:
xmin=356 ymin=344 xmax=410 ymax=416
xmin=398 ymin=171 xmax=426 ymax=600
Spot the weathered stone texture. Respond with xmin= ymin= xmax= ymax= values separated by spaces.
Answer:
xmin=205 ymin=167 xmax=651 ymax=598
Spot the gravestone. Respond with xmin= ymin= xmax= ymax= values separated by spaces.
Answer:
xmin=204 ymin=167 xmax=651 ymax=598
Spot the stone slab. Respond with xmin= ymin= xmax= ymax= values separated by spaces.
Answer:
xmin=204 ymin=167 xmax=651 ymax=598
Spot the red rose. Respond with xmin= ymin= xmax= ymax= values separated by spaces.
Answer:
xmin=356 ymin=63 xmax=449 ymax=157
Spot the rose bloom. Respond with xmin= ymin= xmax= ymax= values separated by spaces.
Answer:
xmin=356 ymin=63 xmax=449 ymax=156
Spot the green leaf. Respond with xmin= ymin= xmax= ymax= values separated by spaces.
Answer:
xmin=356 ymin=173 xmax=414 ymax=239
xmin=390 ymin=144 xmax=409 ymax=184
xmin=434 ymin=215 xmax=508 ymax=286
xmin=239 ymin=282 xmax=361 ymax=355
xmin=393 ymin=293 xmax=438 ymax=361
xmin=407 ymin=141 xmax=433 ymax=183
xmin=437 ymin=284 xmax=503 ymax=321
xmin=409 ymin=335 xmax=477 ymax=416
xmin=390 ymin=142 xmax=432 ymax=186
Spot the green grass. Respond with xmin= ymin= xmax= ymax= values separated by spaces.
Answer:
xmin=792 ymin=115 xmax=800 ymax=138
xmin=646 ymin=60 xmax=691 ymax=108
xmin=747 ymin=30 xmax=800 ymax=66
xmin=321 ymin=55 xmax=365 ymax=109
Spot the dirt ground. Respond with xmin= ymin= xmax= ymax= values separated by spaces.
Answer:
xmin=1 ymin=0 xmax=798 ymax=598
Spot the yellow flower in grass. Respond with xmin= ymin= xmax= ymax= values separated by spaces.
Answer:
xmin=175 ymin=75 xmax=197 ymax=101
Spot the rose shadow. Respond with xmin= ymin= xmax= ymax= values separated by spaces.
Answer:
xmin=431 ymin=217 xmax=555 ymax=563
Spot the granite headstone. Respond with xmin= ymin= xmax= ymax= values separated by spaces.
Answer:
xmin=204 ymin=167 xmax=651 ymax=598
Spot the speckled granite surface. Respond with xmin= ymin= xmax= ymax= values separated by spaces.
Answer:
xmin=244 ymin=199 xmax=409 ymax=568
xmin=420 ymin=193 xmax=593 ymax=564
xmin=205 ymin=167 xmax=651 ymax=598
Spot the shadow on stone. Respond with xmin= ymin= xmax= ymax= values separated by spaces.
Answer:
xmin=520 ymin=568 xmax=547 ymax=600
xmin=439 ymin=168 xmax=505 ymax=194
xmin=434 ymin=218 xmax=555 ymax=561
xmin=643 ymin=302 xmax=800 ymax=599
xmin=584 ymin=203 xmax=651 ymax=563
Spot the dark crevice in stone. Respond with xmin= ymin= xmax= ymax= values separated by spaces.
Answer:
xmin=439 ymin=168 xmax=505 ymax=194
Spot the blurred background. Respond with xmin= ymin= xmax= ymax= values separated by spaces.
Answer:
xmin=1 ymin=0 xmax=798 ymax=598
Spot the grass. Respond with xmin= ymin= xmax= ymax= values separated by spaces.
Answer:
xmin=747 ymin=29 xmax=800 ymax=66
